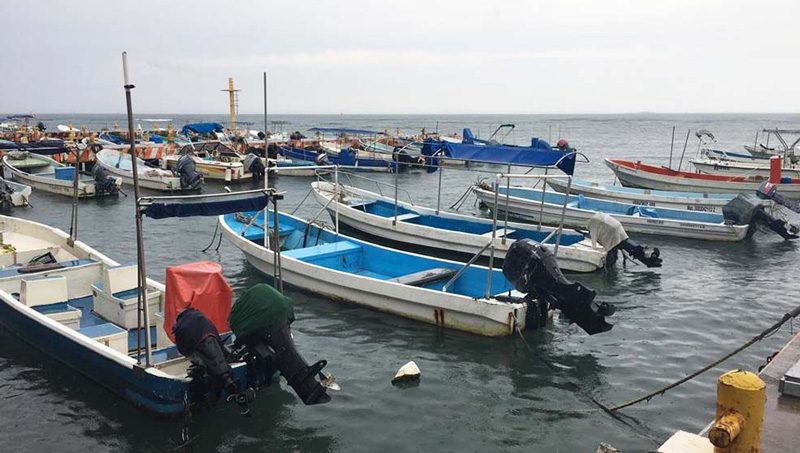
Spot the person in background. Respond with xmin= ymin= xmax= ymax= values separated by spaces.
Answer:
xmin=556 ymin=138 xmax=574 ymax=153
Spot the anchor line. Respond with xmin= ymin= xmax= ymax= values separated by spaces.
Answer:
xmin=201 ymin=219 xmax=221 ymax=253
xmin=607 ymin=304 xmax=800 ymax=413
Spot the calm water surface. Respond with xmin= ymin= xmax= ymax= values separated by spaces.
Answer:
xmin=1 ymin=114 xmax=798 ymax=452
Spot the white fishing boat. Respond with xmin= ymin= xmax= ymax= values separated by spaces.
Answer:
xmin=605 ymin=158 xmax=800 ymax=199
xmin=220 ymin=209 xmax=615 ymax=337
xmin=2 ymin=152 xmax=121 ymax=198
xmin=162 ymin=142 xmax=253 ymax=183
xmin=0 ymin=177 xmax=32 ymax=207
xmin=95 ymin=149 xmax=184 ymax=191
xmin=546 ymin=178 xmax=735 ymax=213
xmin=310 ymin=181 xmax=607 ymax=273
xmin=691 ymin=151 xmax=800 ymax=179
xmin=472 ymin=184 xmax=751 ymax=242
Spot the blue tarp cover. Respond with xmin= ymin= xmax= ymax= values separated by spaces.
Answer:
xmin=421 ymin=139 xmax=576 ymax=175
xmin=0 ymin=139 xmax=68 ymax=155
xmin=142 ymin=192 xmax=269 ymax=219
xmin=308 ymin=127 xmax=386 ymax=136
xmin=180 ymin=122 xmax=225 ymax=135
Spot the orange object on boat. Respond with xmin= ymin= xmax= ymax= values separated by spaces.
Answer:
xmin=164 ymin=261 xmax=233 ymax=342
xmin=770 ymin=155 xmax=782 ymax=184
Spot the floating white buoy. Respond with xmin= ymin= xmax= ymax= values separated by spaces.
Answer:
xmin=392 ymin=361 xmax=421 ymax=385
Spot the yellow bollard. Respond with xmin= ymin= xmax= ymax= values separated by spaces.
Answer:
xmin=708 ymin=369 xmax=766 ymax=452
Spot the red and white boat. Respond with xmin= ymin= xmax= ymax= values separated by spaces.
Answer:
xmin=605 ymin=158 xmax=800 ymax=199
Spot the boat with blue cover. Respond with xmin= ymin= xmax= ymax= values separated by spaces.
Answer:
xmin=472 ymin=182 xmax=752 ymax=241
xmin=220 ymin=208 xmax=616 ymax=337
xmin=310 ymin=181 xmax=607 ymax=273
xmin=279 ymin=144 xmax=397 ymax=172
xmin=546 ymin=177 xmax=735 ymax=213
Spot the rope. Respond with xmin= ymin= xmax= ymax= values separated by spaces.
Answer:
xmin=608 ymin=304 xmax=800 ymax=412
xmin=449 ymin=183 xmax=476 ymax=211
xmin=201 ymin=220 xmax=220 ymax=252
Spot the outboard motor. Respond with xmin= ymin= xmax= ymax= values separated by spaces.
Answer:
xmin=243 ymin=152 xmax=265 ymax=183
xmin=723 ymin=193 xmax=798 ymax=240
xmin=92 ymin=164 xmax=120 ymax=196
xmin=391 ymin=147 xmax=415 ymax=172
xmin=174 ymin=308 xmax=255 ymax=414
xmin=502 ymin=239 xmax=614 ymax=335
xmin=757 ymin=181 xmax=800 ymax=214
xmin=314 ymin=151 xmax=330 ymax=166
xmin=587 ymin=213 xmax=662 ymax=267
xmin=175 ymin=154 xmax=203 ymax=191
xmin=229 ymin=284 xmax=331 ymax=405
xmin=0 ymin=179 xmax=13 ymax=210
xmin=266 ymin=143 xmax=280 ymax=162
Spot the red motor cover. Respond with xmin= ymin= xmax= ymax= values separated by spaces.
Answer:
xmin=164 ymin=261 xmax=233 ymax=343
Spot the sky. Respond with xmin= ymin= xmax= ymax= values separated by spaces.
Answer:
xmin=2 ymin=0 xmax=798 ymax=114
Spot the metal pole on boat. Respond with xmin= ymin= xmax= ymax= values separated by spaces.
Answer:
xmin=668 ymin=126 xmax=675 ymax=169
xmin=435 ymin=164 xmax=443 ymax=215
xmin=502 ymin=163 xmax=511 ymax=245
xmin=537 ymin=167 xmax=548 ymax=231
xmin=122 ymin=51 xmax=152 ymax=367
xmin=392 ymin=159 xmax=399 ymax=225
xmin=485 ymin=178 xmax=499 ymax=300
xmin=334 ymin=165 xmax=340 ymax=235
xmin=68 ymin=147 xmax=81 ymax=244
xmin=753 ymin=130 xmax=759 ymax=154
xmin=264 ymin=71 xmax=269 ymax=247
xmin=272 ymin=193 xmax=283 ymax=293
xmin=677 ymin=129 xmax=691 ymax=172
xmin=554 ymin=175 xmax=571 ymax=256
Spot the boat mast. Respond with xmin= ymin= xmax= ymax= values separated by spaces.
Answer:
xmin=122 ymin=51 xmax=152 ymax=367
xmin=263 ymin=72 xmax=269 ymax=248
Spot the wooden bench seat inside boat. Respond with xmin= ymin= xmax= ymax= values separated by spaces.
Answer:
xmin=392 ymin=213 xmax=420 ymax=221
xmin=388 ymin=267 xmax=457 ymax=287
xmin=480 ymin=228 xmax=516 ymax=237
xmin=283 ymin=240 xmax=362 ymax=262
xmin=242 ymin=224 xmax=296 ymax=242
xmin=78 ymin=323 xmax=128 ymax=354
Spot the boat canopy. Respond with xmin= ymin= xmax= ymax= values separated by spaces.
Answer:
xmin=421 ymin=138 xmax=576 ymax=175
xmin=0 ymin=139 xmax=69 ymax=155
xmin=308 ymin=127 xmax=386 ymax=136
xmin=141 ymin=190 xmax=272 ymax=219
xmin=180 ymin=122 xmax=225 ymax=135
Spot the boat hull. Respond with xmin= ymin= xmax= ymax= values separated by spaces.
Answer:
xmin=96 ymin=150 xmax=182 ymax=191
xmin=220 ymin=214 xmax=526 ymax=337
xmin=3 ymin=155 xmax=118 ymax=198
xmin=472 ymin=186 xmax=749 ymax=242
xmin=691 ymin=159 xmax=800 ymax=178
xmin=546 ymin=178 xmax=732 ymax=214
xmin=605 ymin=158 xmax=800 ymax=199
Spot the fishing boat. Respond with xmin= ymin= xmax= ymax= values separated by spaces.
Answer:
xmin=546 ymin=178 xmax=735 ymax=213
xmin=0 ymin=177 xmax=31 ymax=207
xmin=744 ymin=129 xmax=800 ymax=158
xmin=605 ymin=158 xmax=800 ymax=199
xmin=310 ymin=181 xmax=607 ymax=273
xmin=0 ymin=212 xmax=331 ymax=416
xmin=280 ymin=144 xmax=397 ymax=172
xmin=220 ymin=209 xmax=615 ymax=337
xmin=2 ymin=152 xmax=121 ymax=198
xmin=691 ymin=157 xmax=800 ymax=179
xmin=472 ymin=183 xmax=752 ymax=241
xmin=95 ymin=148 xmax=186 ymax=191
xmin=162 ymin=142 xmax=254 ymax=183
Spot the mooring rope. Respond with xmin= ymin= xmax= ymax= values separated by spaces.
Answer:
xmin=607 ymin=304 xmax=800 ymax=412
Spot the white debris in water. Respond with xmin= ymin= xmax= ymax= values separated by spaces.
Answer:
xmin=392 ymin=361 xmax=421 ymax=384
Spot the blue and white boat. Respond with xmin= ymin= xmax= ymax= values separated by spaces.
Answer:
xmin=546 ymin=178 xmax=735 ymax=213
xmin=472 ymin=183 xmax=751 ymax=241
xmin=220 ymin=207 xmax=616 ymax=337
xmin=310 ymin=181 xmax=607 ymax=273
xmin=0 ymin=192 xmax=332 ymax=416
xmin=280 ymin=144 xmax=396 ymax=172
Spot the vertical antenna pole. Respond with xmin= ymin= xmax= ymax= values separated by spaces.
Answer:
xmin=123 ymin=51 xmax=152 ymax=367
xmin=668 ymin=126 xmax=676 ymax=169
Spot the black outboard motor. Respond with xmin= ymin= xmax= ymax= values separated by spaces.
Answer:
xmin=502 ymin=239 xmax=614 ymax=335
xmin=391 ymin=147 xmax=414 ymax=172
xmin=92 ymin=164 xmax=120 ymax=196
xmin=175 ymin=154 xmax=203 ymax=191
xmin=0 ymin=179 xmax=13 ymax=210
xmin=587 ymin=213 xmax=662 ymax=267
xmin=243 ymin=152 xmax=265 ymax=183
xmin=174 ymin=308 xmax=254 ymax=414
xmin=314 ymin=151 xmax=330 ymax=166
xmin=229 ymin=284 xmax=331 ymax=405
xmin=757 ymin=181 xmax=800 ymax=214
xmin=723 ymin=194 xmax=799 ymax=240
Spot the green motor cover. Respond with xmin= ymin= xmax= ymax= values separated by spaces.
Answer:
xmin=229 ymin=284 xmax=295 ymax=338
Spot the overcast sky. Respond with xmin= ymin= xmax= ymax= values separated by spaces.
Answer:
xmin=2 ymin=0 xmax=798 ymax=114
